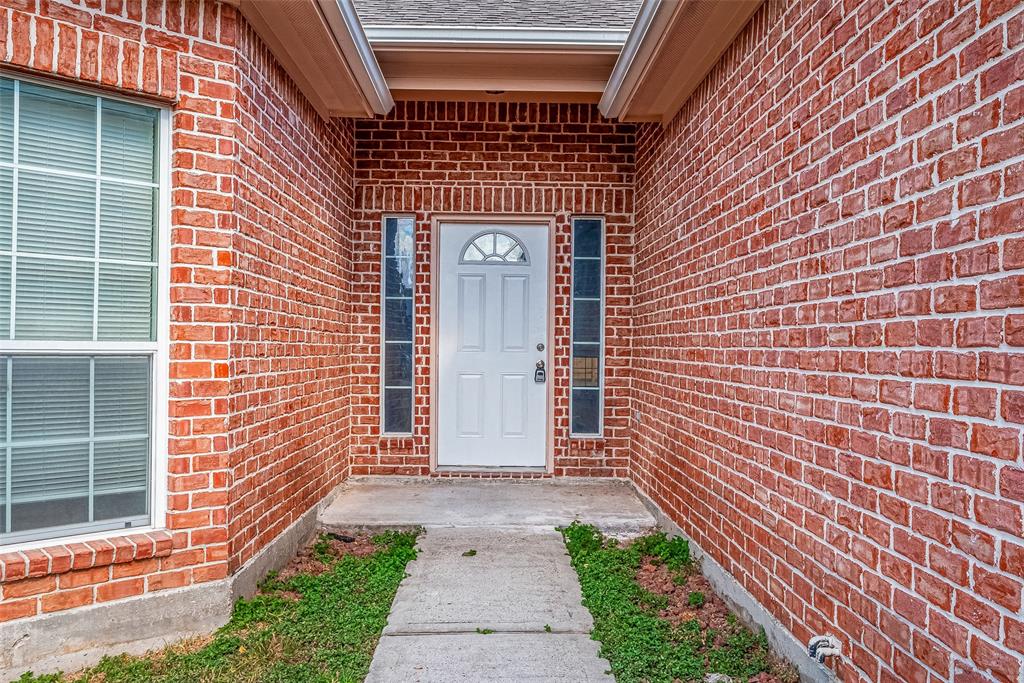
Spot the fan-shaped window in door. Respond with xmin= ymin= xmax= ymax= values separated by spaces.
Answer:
xmin=460 ymin=231 xmax=529 ymax=264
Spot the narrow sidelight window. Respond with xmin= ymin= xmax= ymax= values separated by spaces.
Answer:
xmin=570 ymin=217 xmax=603 ymax=436
xmin=381 ymin=216 xmax=415 ymax=435
xmin=0 ymin=76 xmax=167 ymax=546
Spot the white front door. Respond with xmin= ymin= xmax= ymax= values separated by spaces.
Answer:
xmin=437 ymin=223 xmax=549 ymax=467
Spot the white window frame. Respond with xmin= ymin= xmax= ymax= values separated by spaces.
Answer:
xmin=0 ymin=72 xmax=170 ymax=550
xmin=458 ymin=229 xmax=531 ymax=264
xmin=380 ymin=214 xmax=416 ymax=437
xmin=569 ymin=215 xmax=605 ymax=438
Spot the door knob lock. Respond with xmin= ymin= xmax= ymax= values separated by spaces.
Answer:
xmin=534 ymin=359 xmax=546 ymax=383
xmin=536 ymin=342 xmax=545 ymax=351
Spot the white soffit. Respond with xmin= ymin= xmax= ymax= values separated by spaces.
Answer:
xmin=601 ymin=0 xmax=764 ymax=123
xmin=232 ymin=0 xmax=393 ymax=118
xmin=364 ymin=25 xmax=627 ymax=103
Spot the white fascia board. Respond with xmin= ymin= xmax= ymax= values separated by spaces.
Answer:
xmin=319 ymin=0 xmax=394 ymax=115
xmin=599 ymin=0 xmax=673 ymax=119
xmin=364 ymin=25 xmax=630 ymax=49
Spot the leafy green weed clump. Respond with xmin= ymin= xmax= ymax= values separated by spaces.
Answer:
xmin=560 ymin=522 xmax=796 ymax=683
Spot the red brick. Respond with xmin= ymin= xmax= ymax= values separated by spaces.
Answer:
xmin=981 ymin=275 xmax=1024 ymax=309
xmin=957 ymin=316 xmax=1002 ymax=347
xmin=929 ymin=608 xmax=967 ymax=654
xmin=971 ymin=424 xmax=1021 ymax=460
xmin=980 ymin=0 xmax=1022 ymax=24
xmin=952 ymin=386 xmax=997 ymax=419
xmin=1005 ymin=542 xmax=1024 ymax=579
xmin=147 ymin=569 xmax=191 ymax=592
xmin=974 ymin=566 xmax=1022 ymax=611
xmin=1002 ymin=467 xmax=1024 ymax=502
xmin=971 ymin=634 xmax=1020 ymax=683
xmin=1008 ymin=617 xmax=1024 ymax=655
xmin=981 ymin=198 xmax=1024 ymax=238
xmin=0 ymin=598 xmax=38 ymax=622
xmin=0 ymin=553 xmax=28 ymax=582
xmin=59 ymin=566 xmax=111 ymax=589
xmin=914 ymin=383 xmax=949 ymax=411
xmin=975 ymin=496 xmax=1023 ymax=535
xmin=1002 ymin=391 xmax=1024 ymax=424
xmin=952 ymin=521 xmax=996 ymax=564
xmin=96 ymin=579 xmax=145 ymax=603
xmin=934 ymin=284 xmax=977 ymax=312
xmin=2 ymin=576 xmax=56 ymax=598
xmin=40 ymin=588 xmax=93 ymax=613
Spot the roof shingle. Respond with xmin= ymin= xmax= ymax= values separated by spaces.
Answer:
xmin=354 ymin=0 xmax=641 ymax=30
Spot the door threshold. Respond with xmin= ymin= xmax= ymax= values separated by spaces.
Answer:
xmin=433 ymin=465 xmax=549 ymax=474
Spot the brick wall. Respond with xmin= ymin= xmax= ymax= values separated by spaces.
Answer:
xmin=227 ymin=23 xmax=354 ymax=572
xmin=351 ymin=101 xmax=634 ymax=476
xmin=0 ymin=0 xmax=353 ymax=621
xmin=631 ymin=0 xmax=1024 ymax=681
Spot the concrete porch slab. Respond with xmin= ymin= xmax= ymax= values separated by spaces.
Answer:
xmin=318 ymin=475 xmax=657 ymax=535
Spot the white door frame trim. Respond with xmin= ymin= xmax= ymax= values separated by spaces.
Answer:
xmin=430 ymin=213 xmax=556 ymax=474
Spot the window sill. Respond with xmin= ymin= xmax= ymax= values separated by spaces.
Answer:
xmin=0 ymin=530 xmax=173 ymax=582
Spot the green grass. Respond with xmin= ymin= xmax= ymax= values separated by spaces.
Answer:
xmin=17 ymin=530 xmax=419 ymax=683
xmin=561 ymin=522 xmax=794 ymax=683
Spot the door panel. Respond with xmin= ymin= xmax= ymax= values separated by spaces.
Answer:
xmin=457 ymin=274 xmax=485 ymax=352
xmin=501 ymin=275 xmax=529 ymax=352
xmin=500 ymin=373 xmax=528 ymax=438
xmin=438 ymin=223 xmax=548 ymax=467
xmin=456 ymin=373 xmax=485 ymax=438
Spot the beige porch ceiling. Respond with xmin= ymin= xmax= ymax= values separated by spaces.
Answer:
xmin=365 ymin=27 xmax=627 ymax=104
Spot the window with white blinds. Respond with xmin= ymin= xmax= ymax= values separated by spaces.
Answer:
xmin=0 ymin=76 xmax=166 ymax=546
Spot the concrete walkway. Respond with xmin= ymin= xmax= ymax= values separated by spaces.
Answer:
xmin=318 ymin=477 xmax=657 ymax=682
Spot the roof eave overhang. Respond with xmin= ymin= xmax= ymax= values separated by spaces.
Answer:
xmin=364 ymin=26 xmax=629 ymax=52
xmin=229 ymin=0 xmax=393 ymax=119
xmin=365 ymin=25 xmax=627 ymax=103
xmin=600 ymin=0 xmax=764 ymax=124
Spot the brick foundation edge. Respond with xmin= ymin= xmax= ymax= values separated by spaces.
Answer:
xmin=0 ymin=580 xmax=231 ymax=680
xmin=631 ymin=482 xmax=833 ymax=683
xmin=0 ymin=493 xmax=329 ymax=679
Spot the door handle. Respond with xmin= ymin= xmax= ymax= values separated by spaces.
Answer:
xmin=534 ymin=359 xmax=546 ymax=384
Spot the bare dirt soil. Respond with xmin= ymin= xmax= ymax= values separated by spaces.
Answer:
xmin=634 ymin=554 xmax=794 ymax=683
xmin=276 ymin=532 xmax=377 ymax=582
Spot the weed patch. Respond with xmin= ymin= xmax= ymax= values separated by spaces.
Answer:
xmin=17 ymin=530 xmax=419 ymax=683
xmin=561 ymin=522 xmax=797 ymax=683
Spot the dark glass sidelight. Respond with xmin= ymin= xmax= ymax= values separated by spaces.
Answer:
xmin=570 ymin=217 xmax=604 ymax=436
xmin=381 ymin=216 xmax=415 ymax=434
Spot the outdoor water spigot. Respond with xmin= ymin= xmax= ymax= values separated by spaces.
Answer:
xmin=808 ymin=635 xmax=841 ymax=663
